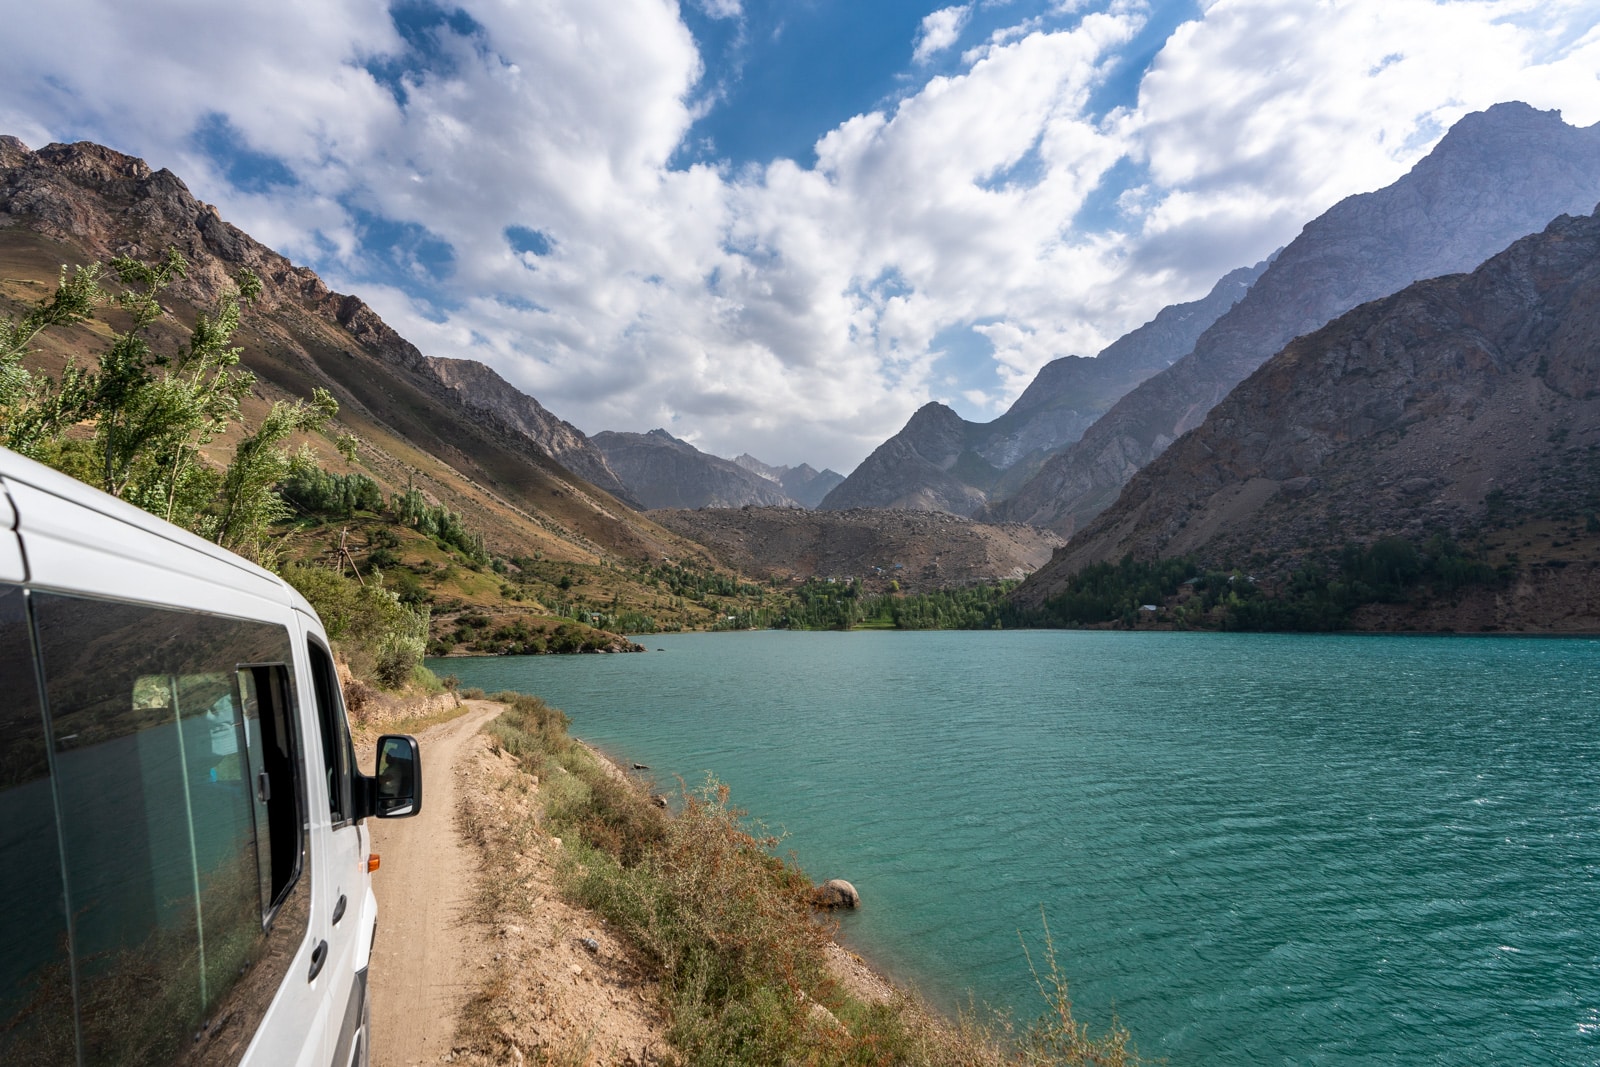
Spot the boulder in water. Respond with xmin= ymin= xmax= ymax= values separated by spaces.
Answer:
xmin=811 ymin=878 xmax=860 ymax=909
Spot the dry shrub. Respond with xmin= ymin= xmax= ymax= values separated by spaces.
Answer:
xmin=485 ymin=690 xmax=570 ymax=762
xmin=1010 ymin=914 xmax=1146 ymax=1067
xmin=569 ymin=770 xmax=668 ymax=867
xmin=341 ymin=677 xmax=378 ymax=724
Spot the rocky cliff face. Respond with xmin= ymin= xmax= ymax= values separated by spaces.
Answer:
xmin=732 ymin=454 xmax=845 ymax=508
xmin=593 ymin=429 xmax=801 ymax=509
xmin=1015 ymin=206 xmax=1600 ymax=608
xmin=424 ymin=356 xmax=633 ymax=503
xmin=991 ymin=102 xmax=1600 ymax=534
xmin=820 ymin=258 xmax=1268 ymax=515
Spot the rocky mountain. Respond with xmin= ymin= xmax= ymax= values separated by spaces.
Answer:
xmin=820 ymin=401 xmax=989 ymax=514
xmin=819 ymin=259 xmax=1269 ymax=514
xmin=0 ymin=135 xmax=712 ymax=571
xmin=1014 ymin=206 xmax=1600 ymax=629
xmin=651 ymin=506 xmax=1063 ymax=593
xmin=990 ymin=102 xmax=1600 ymax=535
xmin=592 ymin=429 xmax=800 ymax=508
xmin=732 ymin=453 xmax=845 ymax=508
xmin=423 ymin=356 xmax=635 ymax=505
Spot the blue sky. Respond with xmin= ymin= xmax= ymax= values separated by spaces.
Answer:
xmin=679 ymin=1 xmax=1202 ymax=171
xmin=2 ymin=0 xmax=1599 ymax=472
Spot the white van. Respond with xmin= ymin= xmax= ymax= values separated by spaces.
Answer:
xmin=0 ymin=447 xmax=422 ymax=1067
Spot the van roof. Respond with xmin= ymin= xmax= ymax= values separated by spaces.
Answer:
xmin=0 ymin=446 xmax=318 ymax=620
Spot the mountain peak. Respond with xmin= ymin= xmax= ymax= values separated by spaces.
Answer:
xmin=901 ymin=401 xmax=966 ymax=438
xmin=910 ymin=399 xmax=959 ymax=419
xmin=1453 ymin=100 xmax=1566 ymax=134
xmin=36 ymin=139 xmax=161 ymax=186
xmin=732 ymin=453 xmax=845 ymax=506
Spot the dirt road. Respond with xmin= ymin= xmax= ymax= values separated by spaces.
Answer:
xmin=367 ymin=700 xmax=499 ymax=1067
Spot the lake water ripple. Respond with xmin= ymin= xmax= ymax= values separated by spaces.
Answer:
xmin=433 ymin=630 xmax=1600 ymax=1065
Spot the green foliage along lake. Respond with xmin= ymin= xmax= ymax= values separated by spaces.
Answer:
xmin=432 ymin=631 xmax=1600 ymax=1064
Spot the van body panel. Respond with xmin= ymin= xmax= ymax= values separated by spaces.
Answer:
xmin=0 ymin=454 xmax=283 ymax=588
xmin=295 ymin=614 xmax=373 ymax=1067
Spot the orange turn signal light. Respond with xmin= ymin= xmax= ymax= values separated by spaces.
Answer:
xmin=367 ymin=854 xmax=381 ymax=873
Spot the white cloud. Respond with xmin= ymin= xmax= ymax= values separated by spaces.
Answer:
xmin=1 ymin=0 xmax=1598 ymax=473
xmin=914 ymin=5 xmax=974 ymax=63
xmin=693 ymin=0 xmax=743 ymax=17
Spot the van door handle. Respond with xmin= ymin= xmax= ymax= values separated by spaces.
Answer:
xmin=308 ymin=939 xmax=328 ymax=982
xmin=332 ymin=894 xmax=347 ymax=926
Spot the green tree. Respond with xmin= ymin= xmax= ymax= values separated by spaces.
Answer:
xmin=1 ymin=247 xmax=342 ymax=561
xmin=93 ymin=251 xmax=260 ymax=513
xmin=212 ymin=392 xmax=338 ymax=561
xmin=0 ymin=263 xmax=104 ymax=457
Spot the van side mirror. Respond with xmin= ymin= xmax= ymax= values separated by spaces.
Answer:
xmin=375 ymin=735 xmax=422 ymax=818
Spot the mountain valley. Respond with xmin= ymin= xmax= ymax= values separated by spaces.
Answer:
xmin=5 ymin=101 xmax=1600 ymax=640
xmin=820 ymin=259 xmax=1270 ymax=515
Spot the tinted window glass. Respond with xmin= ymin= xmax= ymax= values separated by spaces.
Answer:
xmin=308 ymin=640 xmax=351 ymax=824
xmin=32 ymin=594 xmax=310 ymax=1066
xmin=0 ymin=584 xmax=74 ymax=1066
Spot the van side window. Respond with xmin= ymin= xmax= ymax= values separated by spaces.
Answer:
xmin=30 ymin=593 xmax=312 ymax=1067
xmin=307 ymin=640 xmax=352 ymax=825
xmin=0 ymin=584 xmax=74 ymax=1066
xmin=238 ymin=665 xmax=304 ymax=913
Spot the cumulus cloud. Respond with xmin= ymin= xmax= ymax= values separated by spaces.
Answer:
xmin=0 ymin=0 xmax=1598 ymax=472
xmin=914 ymin=5 xmax=973 ymax=63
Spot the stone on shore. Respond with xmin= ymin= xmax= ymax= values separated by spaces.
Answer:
xmin=811 ymin=879 xmax=860 ymax=909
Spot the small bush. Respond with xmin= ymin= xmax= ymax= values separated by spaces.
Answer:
xmin=342 ymin=677 xmax=378 ymax=724
xmin=284 ymin=564 xmax=431 ymax=690
xmin=374 ymin=625 xmax=427 ymax=688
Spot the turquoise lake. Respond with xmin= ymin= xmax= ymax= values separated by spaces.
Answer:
xmin=430 ymin=630 xmax=1600 ymax=1064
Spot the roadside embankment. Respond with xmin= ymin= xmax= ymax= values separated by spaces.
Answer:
xmin=437 ymin=691 xmax=1147 ymax=1067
